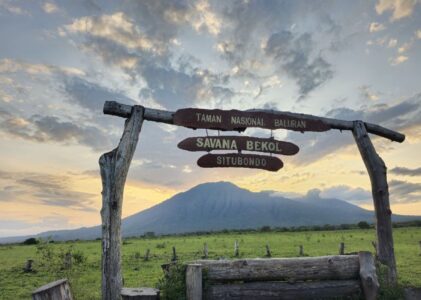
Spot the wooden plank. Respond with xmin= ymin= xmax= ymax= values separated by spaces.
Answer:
xmin=32 ymin=279 xmax=73 ymax=300
xmin=186 ymin=264 xmax=202 ymax=300
xmin=178 ymin=136 xmax=299 ymax=155
xmin=353 ymin=121 xmax=397 ymax=284
xmin=359 ymin=251 xmax=379 ymax=300
xmin=197 ymin=153 xmax=283 ymax=172
xmin=194 ymin=255 xmax=360 ymax=282
xmin=121 ymin=287 xmax=159 ymax=300
xmin=100 ymin=106 xmax=145 ymax=300
xmin=173 ymin=108 xmax=330 ymax=132
xmin=204 ymin=280 xmax=362 ymax=300
xmin=103 ymin=101 xmax=405 ymax=142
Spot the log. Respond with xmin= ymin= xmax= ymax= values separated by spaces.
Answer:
xmin=353 ymin=121 xmax=397 ymax=284
xmin=194 ymin=255 xmax=360 ymax=282
xmin=100 ymin=106 xmax=145 ymax=300
xmin=186 ymin=264 xmax=202 ymax=300
xmin=32 ymin=279 xmax=73 ymax=300
xmin=121 ymin=287 xmax=159 ymax=300
xmin=359 ymin=251 xmax=379 ymax=300
xmin=339 ymin=242 xmax=345 ymax=255
xmin=204 ymin=280 xmax=362 ymax=300
xmin=103 ymin=101 xmax=405 ymax=142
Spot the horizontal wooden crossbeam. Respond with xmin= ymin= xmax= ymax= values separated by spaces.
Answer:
xmin=103 ymin=101 xmax=405 ymax=142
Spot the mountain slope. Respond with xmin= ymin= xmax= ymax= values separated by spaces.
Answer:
xmin=0 ymin=182 xmax=419 ymax=243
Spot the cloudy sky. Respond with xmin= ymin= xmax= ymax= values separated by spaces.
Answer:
xmin=0 ymin=0 xmax=420 ymax=237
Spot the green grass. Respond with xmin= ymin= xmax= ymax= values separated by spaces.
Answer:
xmin=1 ymin=227 xmax=420 ymax=299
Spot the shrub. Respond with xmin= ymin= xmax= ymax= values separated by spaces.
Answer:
xmin=357 ymin=221 xmax=370 ymax=229
xmin=157 ymin=263 xmax=187 ymax=300
xmin=23 ymin=238 xmax=39 ymax=245
xmin=72 ymin=250 xmax=87 ymax=264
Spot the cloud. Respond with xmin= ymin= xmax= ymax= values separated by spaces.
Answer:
xmin=359 ymin=85 xmax=380 ymax=101
xmin=390 ymin=167 xmax=421 ymax=176
xmin=375 ymin=0 xmax=418 ymax=21
xmin=287 ymin=93 xmax=421 ymax=164
xmin=0 ymin=109 xmax=113 ymax=151
xmin=389 ymin=179 xmax=421 ymax=203
xmin=389 ymin=55 xmax=409 ymax=65
xmin=265 ymin=31 xmax=333 ymax=99
xmin=417 ymin=29 xmax=421 ymax=39
xmin=43 ymin=2 xmax=58 ymax=14
xmin=319 ymin=185 xmax=372 ymax=204
xmin=369 ymin=22 xmax=386 ymax=32
xmin=0 ymin=58 xmax=84 ymax=76
xmin=63 ymin=77 xmax=136 ymax=112
xmin=0 ymin=1 xmax=30 ymax=15
xmin=0 ymin=171 xmax=97 ymax=211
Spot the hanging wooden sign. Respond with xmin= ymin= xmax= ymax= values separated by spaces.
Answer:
xmin=178 ymin=136 xmax=299 ymax=155
xmin=173 ymin=108 xmax=330 ymax=132
xmin=197 ymin=153 xmax=283 ymax=172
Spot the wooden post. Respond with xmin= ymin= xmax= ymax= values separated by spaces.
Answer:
xmin=419 ymin=241 xmax=421 ymax=256
xmin=359 ymin=251 xmax=379 ymax=300
xmin=172 ymin=246 xmax=177 ymax=262
xmin=203 ymin=243 xmax=208 ymax=259
xmin=186 ymin=264 xmax=202 ymax=300
xmin=234 ymin=240 xmax=239 ymax=257
xmin=339 ymin=242 xmax=345 ymax=255
xmin=144 ymin=249 xmax=150 ymax=261
xmin=299 ymin=245 xmax=304 ymax=256
xmin=352 ymin=120 xmax=397 ymax=284
xmin=32 ymin=279 xmax=73 ymax=300
xmin=265 ymin=244 xmax=271 ymax=257
xmin=24 ymin=259 xmax=34 ymax=273
xmin=100 ymin=106 xmax=144 ymax=300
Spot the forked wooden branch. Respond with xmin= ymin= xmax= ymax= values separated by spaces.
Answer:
xmin=100 ymin=106 xmax=145 ymax=300
xmin=103 ymin=101 xmax=405 ymax=142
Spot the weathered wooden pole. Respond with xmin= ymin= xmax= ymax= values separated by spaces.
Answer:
xmin=265 ymin=244 xmax=271 ymax=257
xmin=186 ymin=264 xmax=202 ymax=300
xmin=100 ymin=106 xmax=144 ymax=300
xmin=299 ymin=245 xmax=304 ymax=256
xmin=234 ymin=240 xmax=239 ymax=257
xmin=359 ymin=251 xmax=379 ymax=300
xmin=339 ymin=242 xmax=345 ymax=255
xmin=144 ymin=249 xmax=150 ymax=261
xmin=203 ymin=242 xmax=208 ymax=259
xmin=352 ymin=121 xmax=397 ymax=284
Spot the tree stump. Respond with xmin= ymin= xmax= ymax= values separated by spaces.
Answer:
xmin=32 ymin=279 xmax=73 ymax=300
xmin=121 ymin=288 xmax=159 ymax=300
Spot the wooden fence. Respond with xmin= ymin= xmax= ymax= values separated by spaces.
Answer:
xmin=186 ymin=251 xmax=378 ymax=300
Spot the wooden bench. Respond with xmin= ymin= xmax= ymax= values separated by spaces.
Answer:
xmin=186 ymin=251 xmax=378 ymax=300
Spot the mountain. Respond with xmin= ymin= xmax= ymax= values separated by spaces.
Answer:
xmin=0 ymin=181 xmax=419 ymax=243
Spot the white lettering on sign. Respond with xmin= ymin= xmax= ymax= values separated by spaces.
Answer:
xmin=196 ymin=137 xmax=237 ymax=150
xmin=216 ymin=156 xmax=268 ymax=167
xmin=246 ymin=140 xmax=284 ymax=153
xmin=274 ymin=119 xmax=306 ymax=129
xmin=195 ymin=113 xmax=222 ymax=123
xmin=231 ymin=116 xmax=264 ymax=127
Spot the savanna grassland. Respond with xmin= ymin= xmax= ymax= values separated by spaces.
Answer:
xmin=1 ymin=227 xmax=420 ymax=299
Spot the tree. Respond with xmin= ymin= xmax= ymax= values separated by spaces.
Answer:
xmin=357 ymin=221 xmax=370 ymax=229
xmin=23 ymin=237 xmax=39 ymax=245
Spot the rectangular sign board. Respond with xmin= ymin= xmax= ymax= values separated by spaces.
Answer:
xmin=197 ymin=153 xmax=283 ymax=172
xmin=173 ymin=108 xmax=330 ymax=132
xmin=178 ymin=136 xmax=299 ymax=155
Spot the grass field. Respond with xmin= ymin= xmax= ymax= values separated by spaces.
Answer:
xmin=1 ymin=227 xmax=421 ymax=299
